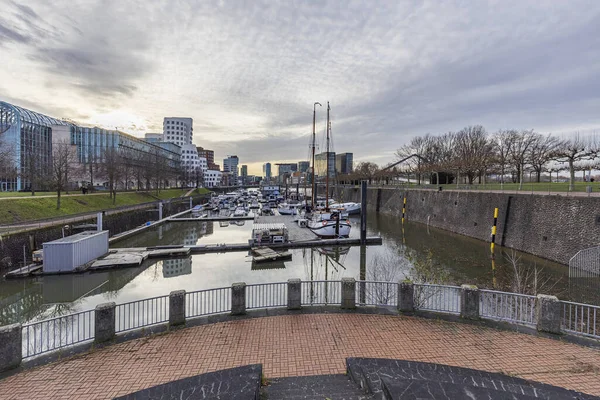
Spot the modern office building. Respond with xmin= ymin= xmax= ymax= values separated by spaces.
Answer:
xmin=298 ymin=161 xmax=310 ymax=173
xmin=314 ymin=151 xmax=336 ymax=179
xmin=335 ymin=153 xmax=353 ymax=174
xmin=204 ymin=169 xmax=222 ymax=188
xmin=162 ymin=117 xmax=205 ymax=186
xmin=223 ymin=155 xmax=239 ymax=184
xmin=262 ymin=163 xmax=272 ymax=181
xmin=0 ymin=101 xmax=181 ymax=191
xmin=0 ymin=101 xmax=69 ymax=191
xmin=163 ymin=117 xmax=193 ymax=147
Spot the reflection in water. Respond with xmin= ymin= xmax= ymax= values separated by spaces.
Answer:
xmin=4 ymin=213 xmax=600 ymax=325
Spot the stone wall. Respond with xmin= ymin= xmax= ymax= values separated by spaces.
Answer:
xmin=337 ymin=187 xmax=600 ymax=265
xmin=0 ymin=198 xmax=199 ymax=271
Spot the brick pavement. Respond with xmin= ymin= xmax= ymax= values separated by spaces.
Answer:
xmin=1 ymin=313 xmax=600 ymax=399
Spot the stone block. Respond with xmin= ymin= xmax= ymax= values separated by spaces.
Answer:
xmin=231 ymin=282 xmax=246 ymax=315
xmin=95 ymin=302 xmax=116 ymax=343
xmin=398 ymin=282 xmax=414 ymax=313
xmin=341 ymin=278 xmax=356 ymax=309
xmin=460 ymin=285 xmax=479 ymax=320
xmin=0 ymin=323 xmax=21 ymax=372
xmin=536 ymin=294 xmax=561 ymax=334
xmin=169 ymin=290 xmax=186 ymax=326
xmin=287 ymin=279 xmax=301 ymax=310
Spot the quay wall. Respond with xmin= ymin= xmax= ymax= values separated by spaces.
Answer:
xmin=0 ymin=199 xmax=194 ymax=271
xmin=336 ymin=186 xmax=599 ymax=265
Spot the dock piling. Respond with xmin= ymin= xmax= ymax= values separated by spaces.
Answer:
xmin=360 ymin=181 xmax=367 ymax=245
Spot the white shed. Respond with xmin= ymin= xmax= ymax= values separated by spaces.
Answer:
xmin=43 ymin=231 xmax=109 ymax=273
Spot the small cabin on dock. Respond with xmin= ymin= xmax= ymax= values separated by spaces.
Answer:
xmin=251 ymin=223 xmax=289 ymax=245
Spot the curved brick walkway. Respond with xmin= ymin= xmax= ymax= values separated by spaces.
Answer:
xmin=1 ymin=314 xmax=600 ymax=399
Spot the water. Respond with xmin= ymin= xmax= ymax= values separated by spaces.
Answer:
xmin=1 ymin=213 xmax=597 ymax=326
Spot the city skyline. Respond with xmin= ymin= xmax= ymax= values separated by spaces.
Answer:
xmin=1 ymin=1 xmax=599 ymax=176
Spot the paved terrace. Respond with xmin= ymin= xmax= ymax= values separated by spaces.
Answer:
xmin=1 ymin=313 xmax=600 ymax=399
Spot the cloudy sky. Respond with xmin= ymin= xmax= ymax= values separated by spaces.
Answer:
xmin=1 ymin=0 xmax=599 ymax=174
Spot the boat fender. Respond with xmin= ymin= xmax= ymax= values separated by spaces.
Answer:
xmin=322 ymin=220 xmax=327 ymax=226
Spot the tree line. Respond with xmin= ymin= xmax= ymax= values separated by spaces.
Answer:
xmin=0 ymin=137 xmax=192 ymax=209
xmin=338 ymin=126 xmax=598 ymax=190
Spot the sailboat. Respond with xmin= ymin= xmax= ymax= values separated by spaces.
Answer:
xmin=307 ymin=102 xmax=352 ymax=238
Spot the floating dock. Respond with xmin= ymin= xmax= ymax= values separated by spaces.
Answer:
xmin=170 ymin=216 xmax=255 ymax=222
xmin=252 ymin=247 xmax=292 ymax=263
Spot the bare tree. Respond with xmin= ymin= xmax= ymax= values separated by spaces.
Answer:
xmin=51 ymin=139 xmax=76 ymax=210
xmin=100 ymin=147 xmax=122 ymax=204
xmin=491 ymin=130 xmax=517 ymax=184
xmin=21 ymin=145 xmax=49 ymax=195
xmin=554 ymin=134 xmax=599 ymax=190
xmin=353 ymin=162 xmax=380 ymax=184
xmin=454 ymin=125 xmax=492 ymax=184
xmin=0 ymin=136 xmax=16 ymax=190
xmin=396 ymin=135 xmax=432 ymax=184
xmin=81 ymin=144 xmax=100 ymax=191
xmin=528 ymin=133 xmax=562 ymax=183
xmin=508 ymin=129 xmax=538 ymax=189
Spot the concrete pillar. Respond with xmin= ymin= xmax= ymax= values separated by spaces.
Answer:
xmin=341 ymin=278 xmax=356 ymax=309
xmin=169 ymin=290 xmax=186 ymax=326
xmin=536 ymin=294 xmax=561 ymax=334
xmin=0 ymin=323 xmax=22 ymax=372
xmin=287 ymin=279 xmax=301 ymax=310
xmin=189 ymin=196 xmax=193 ymax=209
xmin=398 ymin=282 xmax=414 ymax=313
xmin=460 ymin=284 xmax=480 ymax=320
xmin=158 ymin=202 xmax=163 ymax=220
xmin=95 ymin=302 xmax=116 ymax=343
xmin=97 ymin=212 xmax=103 ymax=231
xmin=231 ymin=282 xmax=246 ymax=315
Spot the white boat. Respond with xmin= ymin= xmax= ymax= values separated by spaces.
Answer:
xmin=249 ymin=200 xmax=260 ymax=209
xmin=330 ymin=202 xmax=361 ymax=215
xmin=278 ymin=203 xmax=301 ymax=215
xmin=232 ymin=207 xmax=247 ymax=217
xmin=307 ymin=210 xmax=351 ymax=237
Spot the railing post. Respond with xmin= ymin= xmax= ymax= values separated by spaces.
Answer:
xmin=0 ymin=323 xmax=22 ymax=372
xmin=341 ymin=278 xmax=356 ymax=309
xmin=398 ymin=281 xmax=414 ymax=313
xmin=536 ymin=294 xmax=561 ymax=334
xmin=287 ymin=279 xmax=301 ymax=310
xmin=169 ymin=290 xmax=186 ymax=327
xmin=95 ymin=302 xmax=116 ymax=343
xmin=460 ymin=285 xmax=480 ymax=320
xmin=231 ymin=282 xmax=246 ymax=315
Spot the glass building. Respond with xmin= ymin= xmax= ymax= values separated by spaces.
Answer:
xmin=314 ymin=151 xmax=336 ymax=179
xmin=0 ymin=101 xmax=69 ymax=191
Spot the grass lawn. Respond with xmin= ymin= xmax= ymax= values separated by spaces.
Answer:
xmin=0 ymin=187 xmax=212 ymax=225
xmin=435 ymin=181 xmax=597 ymax=192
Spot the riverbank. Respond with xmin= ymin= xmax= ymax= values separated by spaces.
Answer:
xmin=0 ymin=188 xmax=210 ymax=225
xmin=337 ymin=186 xmax=597 ymax=265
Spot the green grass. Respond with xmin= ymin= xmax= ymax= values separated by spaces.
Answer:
xmin=0 ymin=188 xmax=212 ymax=225
xmin=374 ymin=181 xmax=597 ymax=193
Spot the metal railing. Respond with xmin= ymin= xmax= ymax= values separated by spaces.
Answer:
xmin=301 ymin=280 xmax=342 ymax=305
xmin=247 ymin=283 xmax=287 ymax=309
xmin=186 ymin=287 xmax=231 ymax=318
xmin=480 ymin=290 xmax=537 ymax=326
xmin=561 ymin=301 xmax=600 ymax=338
xmin=115 ymin=296 xmax=169 ymax=333
xmin=357 ymin=281 xmax=398 ymax=307
xmin=414 ymin=284 xmax=461 ymax=314
xmin=14 ymin=280 xmax=600 ymax=362
xmin=22 ymin=310 xmax=94 ymax=358
xmin=569 ymin=247 xmax=600 ymax=278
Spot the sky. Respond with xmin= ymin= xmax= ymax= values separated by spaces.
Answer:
xmin=1 ymin=0 xmax=599 ymax=175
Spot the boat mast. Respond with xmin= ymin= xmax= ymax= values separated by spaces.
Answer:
xmin=311 ymin=102 xmax=321 ymax=209
xmin=325 ymin=102 xmax=330 ymax=211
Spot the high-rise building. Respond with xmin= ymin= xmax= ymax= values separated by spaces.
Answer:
xmin=298 ymin=161 xmax=310 ymax=173
xmin=276 ymin=163 xmax=296 ymax=184
xmin=315 ymin=152 xmax=336 ymax=179
xmin=163 ymin=117 xmax=193 ymax=147
xmin=241 ymin=165 xmax=248 ymax=184
xmin=335 ymin=153 xmax=353 ymax=175
xmin=162 ymin=117 xmax=206 ymax=186
xmin=204 ymin=169 xmax=222 ymax=188
xmin=262 ymin=163 xmax=272 ymax=180
xmin=223 ymin=155 xmax=239 ymax=184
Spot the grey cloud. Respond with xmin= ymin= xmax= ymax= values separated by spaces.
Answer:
xmin=12 ymin=2 xmax=38 ymax=18
xmin=0 ymin=21 xmax=30 ymax=44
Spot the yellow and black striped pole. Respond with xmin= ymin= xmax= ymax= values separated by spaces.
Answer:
xmin=401 ymin=196 xmax=407 ymax=224
xmin=490 ymin=207 xmax=498 ymax=252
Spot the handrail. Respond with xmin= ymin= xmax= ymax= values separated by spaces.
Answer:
xmin=4 ymin=281 xmax=600 ymax=363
